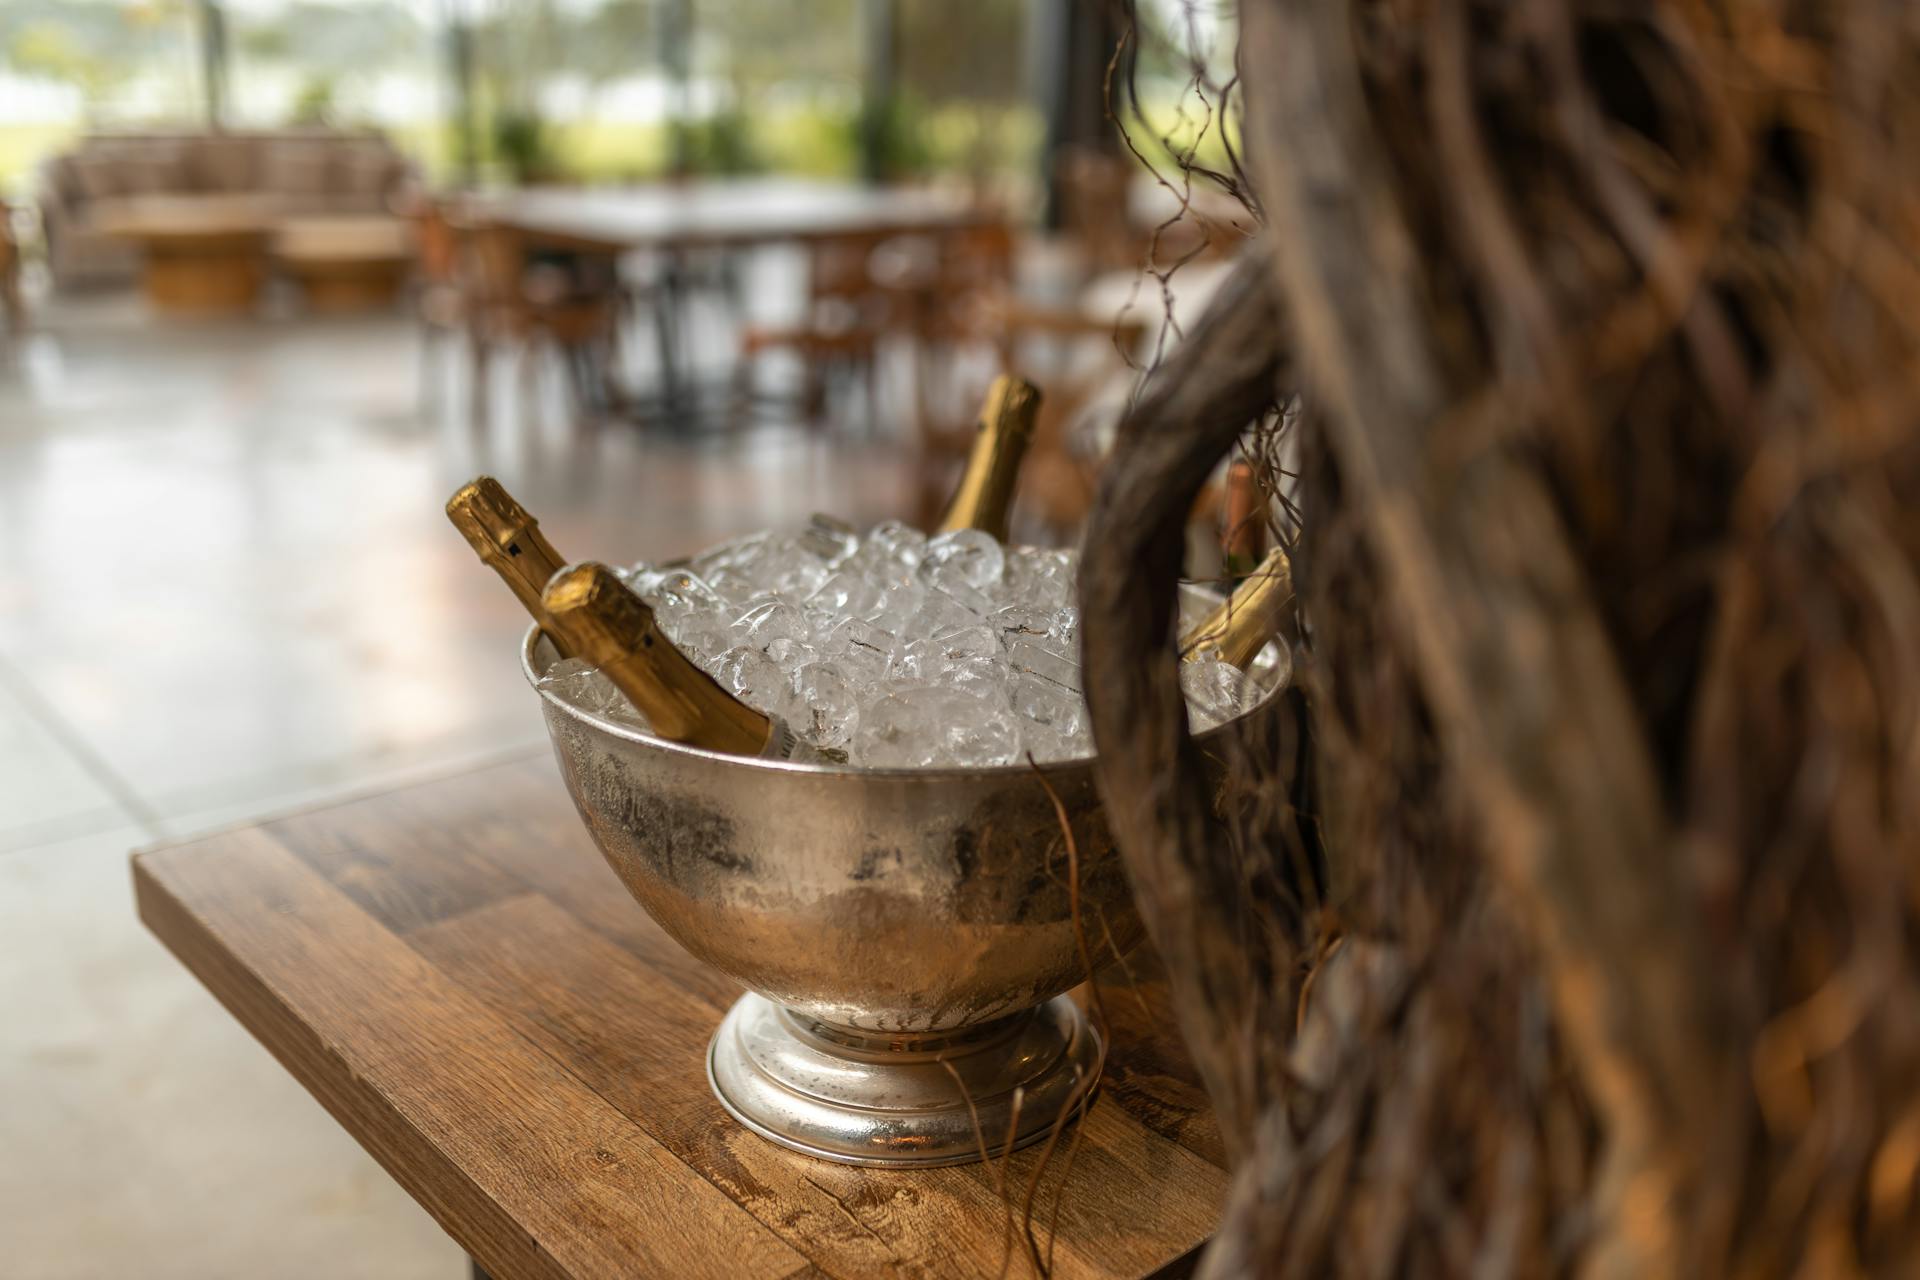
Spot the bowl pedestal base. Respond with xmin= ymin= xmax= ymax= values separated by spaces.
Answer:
xmin=706 ymin=992 xmax=1103 ymax=1168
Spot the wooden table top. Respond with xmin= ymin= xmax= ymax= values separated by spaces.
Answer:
xmin=133 ymin=751 xmax=1225 ymax=1279
xmin=476 ymin=179 xmax=988 ymax=253
xmin=274 ymin=215 xmax=412 ymax=263
xmin=96 ymin=193 xmax=283 ymax=242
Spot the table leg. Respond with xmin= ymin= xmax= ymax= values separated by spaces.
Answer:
xmin=653 ymin=251 xmax=687 ymax=415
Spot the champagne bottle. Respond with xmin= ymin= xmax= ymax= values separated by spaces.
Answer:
xmin=1181 ymin=547 xmax=1293 ymax=669
xmin=936 ymin=374 xmax=1043 ymax=541
xmin=447 ymin=476 xmax=791 ymax=758
xmin=543 ymin=562 xmax=795 ymax=759
xmin=445 ymin=476 xmax=569 ymax=640
xmin=1220 ymin=459 xmax=1265 ymax=584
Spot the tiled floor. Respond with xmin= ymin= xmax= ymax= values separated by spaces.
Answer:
xmin=0 ymin=292 xmax=918 ymax=1277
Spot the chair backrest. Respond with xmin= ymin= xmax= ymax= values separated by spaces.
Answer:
xmin=936 ymin=219 xmax=1015 ymax=292
xmin=1054 ymin=147 xmax=1138 ymax=272
xmin=408 ymin=196 xmax=461 ymax=286
xmin=452 ymin=218 xmax=529 ymax=308
xmin=807 ymin=229 xmax=893 ymax=303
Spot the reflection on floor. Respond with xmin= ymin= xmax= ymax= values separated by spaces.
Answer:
xmin=0 ymin=294 xmax=918 ymax=1277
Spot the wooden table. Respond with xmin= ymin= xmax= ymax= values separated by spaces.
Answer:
xmin=477 ymin=179 xmax=985 ymax=254
xmin=473 ymin=180 xmax=990 ymax=426
xmin=134 ymin=752 xmax=1226 ymax=1279
xmin=99 ymin=195 xmax=281 ymax=315
xmin=275 ymin=216 xmax=413 ymax=312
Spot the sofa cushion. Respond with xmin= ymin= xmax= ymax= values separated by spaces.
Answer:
xmin=69 ymin=154 xmax=130 ymax=202
xmin=186 ymin=136 xmax=258 ymax=192
xmin=259 ymin=139 xmax=335 ymax=204
xmin=43 ymin=156 xmax=85 ymax=210
xmin=329 ymin=142 xmax=401 ymax=213
xmin=110 ymin=142 xmax=187 ymax=196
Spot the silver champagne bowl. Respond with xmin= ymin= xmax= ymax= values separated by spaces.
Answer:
xmin=522 ymin=597 xmax=1286 ymax=1168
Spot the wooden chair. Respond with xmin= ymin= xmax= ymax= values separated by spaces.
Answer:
xmin=736 ymin=228 xmax=897 ymax=425
xmin=405 ymin=196 xmax=466 ymax=409
xmin=453 ymin=216 xmax=626 ymax=417
xmin=0 ymin=201 xmax=24 ymax=338
xmin=1054 ymin=147 xmax=1141 ymax=276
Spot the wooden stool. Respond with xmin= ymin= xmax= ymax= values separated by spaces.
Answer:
xmin=276 ymin=216 xmax=413 ymax=312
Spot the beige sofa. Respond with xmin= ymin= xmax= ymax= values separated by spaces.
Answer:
xmin=38 ymin=128 xmax=418 ymax=291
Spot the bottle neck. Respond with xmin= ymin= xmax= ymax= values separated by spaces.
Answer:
xmin=936 ymin=376 xmax=1041 ymax=540
xmin=1183 ymin=549 xmax=1293 ymax=669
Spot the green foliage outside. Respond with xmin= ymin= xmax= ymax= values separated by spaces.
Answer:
xmin=0 ymin=0 xmax=1053 ymax=196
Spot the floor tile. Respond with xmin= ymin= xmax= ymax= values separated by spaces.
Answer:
xmin=0 ymin=284 xmax=921 ymax=1275
xmin=149 ymin=734 xmax=548 ymax=844
xmin=0 ymin=664 xmax=144 ymax=852
xmin=0 ymin=824 xmax=464 ymax=1280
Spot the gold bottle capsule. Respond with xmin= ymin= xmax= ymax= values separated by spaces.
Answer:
xmin=543 ymin=562 xmax=791 ymax=758
xmin=937 ymin=374 xmax=1043 ymax=542
xmin=445 ymin=476 xmax=568 ymax=626
xmin=1181 ymin=547 xmax=1293 ymax=670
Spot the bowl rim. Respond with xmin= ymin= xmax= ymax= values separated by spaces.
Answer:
xmin=520 ymin=590 xmax=1290 ymax=782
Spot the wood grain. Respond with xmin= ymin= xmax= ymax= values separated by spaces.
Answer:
xmin=135 ymin=754 xmax=1227 ymax=1279
xmin=133 ymin=827 xmax=802 ymax=1280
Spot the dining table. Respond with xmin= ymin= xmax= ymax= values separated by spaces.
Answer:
xmin=472 ymin=179 xmax=993 ymax=427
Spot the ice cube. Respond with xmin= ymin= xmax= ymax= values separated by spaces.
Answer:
xmin=938 ymin=691 xmax=1022 ymax=767
xmin=860 ymin=519 xmax=928 ymax=572
xmin=924 ymin=528 xmax=1007 ymax=588
xmin=794 ymin=660 xmax=859 ymax=749
xmin=993 ymin=603 xmax=1054 ymax=641
xmin=690 ymin=528 xmax=838 ymax=600
xmin=731 ymin=597 xmax=811 ymax=648
xmin=765 ymin=636 xmax=818 ymax=673
xmin=808 ymin=570 xmax=885 ymax=619
xmin=637 ymin=568 xmax=727 ymax=615
xmin=917 ymin=530 xmax=1006 ymax=612
xmin=716 ymin=646 xmax=803 ymax=723
xmin=818 ymin=615 xmax=898 ymax=682
xmin=853 ymin=683 xmax=1019 ymax=769
xmin=797 ymin=515 xmax=860 ymax=567
xmin=892 ymin=626 xmax=1007 ymax=692
xmin=1008 ymin=670 xmax=1085 ymax=737
xmin=705 ymin=566 xmax=765 ymax=605
xmin=870 ymin=577 xmax=928 ymax=622
xmin=902 ymin=591 xmax=985 ymax=642
xmin=1006 ymin=546 xmax=1075 ymax=611
xmin=1049 ymin=604 xmax=1080 ymax=648
xmin=656 ymin=610 xmax=731 ymax=668
xmin=1181 ymin=657 xmax=1258 ymax=729
xmin=752 ymin=540 xmax=833 ymax=598
xmin=691 ymin=531 xmax=771 ymax=577
xmin=1007 ymin=635 xmax=1081 ymax=693
xmin=536 ymin=657 xmax=622 ymax=716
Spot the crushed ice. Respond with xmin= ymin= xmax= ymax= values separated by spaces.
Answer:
xmin=537 ymin=519 xmax=1286 ymax=768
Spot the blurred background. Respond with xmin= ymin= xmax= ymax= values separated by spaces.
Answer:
xmin=0 ymin=1 xmax=1257 ymax=1275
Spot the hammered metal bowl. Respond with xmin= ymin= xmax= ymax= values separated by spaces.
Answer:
xmin=522 ymin=600 xmax=1285 ymax=1166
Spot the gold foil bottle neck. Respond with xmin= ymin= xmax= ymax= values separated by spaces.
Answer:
xmin=936 ymin=375 xmax=1043 ymax=542
xmin=446 ymin=476 xmax=566 ymax=618
xmin=1181 ymin=547 xmax=1293 ymax=670
xmin=542 ymin=563 xmax=776 ymax=757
